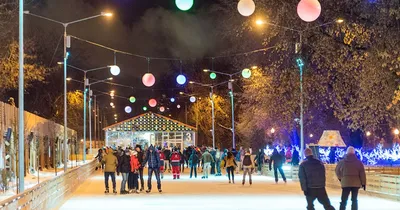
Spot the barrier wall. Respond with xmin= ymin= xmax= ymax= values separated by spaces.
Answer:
xmin=0 ymin=160 xmax=96 ymax=210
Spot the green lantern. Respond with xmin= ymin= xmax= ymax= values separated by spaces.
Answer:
xmin=175 ymin=0 xmax=194 ymax=11
xmin=143 ymin=106 xmax=148 ymax=111
xmin=210 ymin=72 xmax=217 ymax=80
xmin=129 ymin=96 xmax=136 ymax=103
xmin=242 ymin=68 xmax=251 ymax=78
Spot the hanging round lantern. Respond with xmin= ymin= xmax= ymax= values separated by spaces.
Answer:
xmin=109 ymin=65 xmax=121 ymax=76
xmin=129 ymin=96 xmax=136 ymax=103
xmin=142 ymin=73 xmax=156 ymax=87
xmin=175 ymin=0 xmax=194 ymax=11
xmin=125 ymin=106 xmax=132 ymax=114
xmin=297 ymin=0 xmax=321 ymax=22
xmin=160 ymin=106 xmax=165 ymax=112
xmin=210 ymin=72 xmax=217 ymax=80
xmin=237 ymin=0 xmax=256 ymax=17
xmin=176 ymin=74 xmax=187 ymax=85
xmin=190 ymin=96 xmax=196 ymax=103
xmin=242 ymin=68 xmax=251 ymax=78
xmin=177 ymin=104 xmax=181 ymax=109
xmin=170 ymin=98 xmax=175 ymax=103
xmin=143 ymin=106 xmax=148 ymax=111
xmin=149 ymin=99 xmax=157 ymax=107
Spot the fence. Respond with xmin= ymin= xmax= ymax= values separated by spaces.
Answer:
xmin=0 ymin=160 xmax=96 ymax=210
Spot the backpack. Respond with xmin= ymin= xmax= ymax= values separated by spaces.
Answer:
xmin=243 ymin=155 xmax=252 ymax=166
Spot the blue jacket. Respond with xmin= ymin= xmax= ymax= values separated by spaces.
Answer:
xmin=143 ymin=145 xmax=160 ymax=169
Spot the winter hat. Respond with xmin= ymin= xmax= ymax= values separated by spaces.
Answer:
xmin=347 ymin=146 xmax=355 ymax=155
xmin=304 ymin=148 xmax=313 ymax=157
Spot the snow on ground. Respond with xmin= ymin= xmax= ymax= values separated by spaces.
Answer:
xmin=56 ymin=169 xmax=399 ymax=210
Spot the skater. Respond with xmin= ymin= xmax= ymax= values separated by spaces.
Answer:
xmin=102 ymin=148 xmax=118 ymax=194
xmin=179 ymin=149 xmax=185 ymax=173
xmin=128 ymin=150 xmax=140 ymax=194
xmin=117 ymin=149 xmax=131 ymax=194
xmin=135 ymin=145 xmax=145 ymax=191
xmin=215 ymin=147 xmax=222 ymax=176
xmin=142 ymin=145 xmax=162 ymax=193
xmin=163 ymin=146 xmax=171 ymax=173
xmin=159 ymin=147 xmax=165 ymax=179
xmin=269 ymin=148 xmax=287 ymax=183
xmin=95 ymin=149 xmax=104 ymax=171
xmin=224 ymin=151 xmax=237 ymax=184
xmin=189 ymin=149 xmax=199 ymax=178
xmin=242 ymin=149 xmax=255 ymax=185
xmin=299 ymin=148 xmax=335 ymax=210
xmin=254 ymin=149 xmax=264 ymax=174
xmin=336 ymin=146 xmax=366 ymax=210
xmin=292 ymin=147 xmax=300 ymax=166
xmin=235 ymin=147 xmax=243 ymax=174
xmin=171 ymin=148 xmax=181 ymax=179
xmin=201 ymin=149 xmax=214 ymax=179
xmin=210 ymin=148 xmax=216 ymax=175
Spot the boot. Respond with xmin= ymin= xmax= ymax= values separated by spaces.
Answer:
xmin=113 ymin=189 xmax=117 ymax=194
xmin=158 ymin=189 xmax=162 ymax=193
xmin=104 ymin=189 xmax=109 ymax=194
xmin=249 ymin=179 xmax=252 ymax=185
xmin=146 ymin=189 xmax=151 ymax=193
xmin=242 ymin=180 xmax=245 ymax=185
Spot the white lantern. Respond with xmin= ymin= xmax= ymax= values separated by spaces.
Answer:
xmin=125 ymin=106 xmax=132 ymax=113
xmin=237 ymin=0 xmax=256 ymax=17
xmin=109 ymin=65 xmax=120 ymax=76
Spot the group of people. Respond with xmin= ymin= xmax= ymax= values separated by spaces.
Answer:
xmin=299 ymin=146 xmax=366 ymax=210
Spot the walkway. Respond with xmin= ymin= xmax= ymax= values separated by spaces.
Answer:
xmin=57 ymin=170 xmax=399 ymax=210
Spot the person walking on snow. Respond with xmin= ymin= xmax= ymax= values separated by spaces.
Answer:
xmin=135 ymin=145 xmax=145 ymax=191
xmin=242 ymin=149 xmax=255 ymax=185
xmin=299 ymin=148 xmax=335 ymax=210
xmin=224 ymin=151 xmax=237 ymax=184
xmin=171 ymin=148 xmax=181 ymax=179
xmin=269 ymin=148 xmax=287 ymax=183
xmin=128 ymin=150 xmax=140 ymax=194
xmin=142 ymin=145 xmax=162 ymax=193
xmin=102 ymin=148 xmax=118 ymax=194
xmin=189 ymin=150 xmax=199 ymax=178
xmin=158 ymin=147 xmax=165 ymax=179
xmin=335 ymin=146 xmax=366 ymax=210
xmin=117 ymin=149 xmax=131 ymax=194
xmin=201 ymin=149 xmax=214 ymax=179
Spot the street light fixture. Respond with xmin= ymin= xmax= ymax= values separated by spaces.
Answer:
xmin=25 ymin=11 xmax=112 ymax=172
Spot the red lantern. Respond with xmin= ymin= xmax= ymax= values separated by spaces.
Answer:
xmin=297 ymin=0 xmax=321 ymax=22
xmin=160 ymin=106 xmax=165 ymax=112
xmin=142 ymin=73 xmax=156 ymax=87
xmin=149 ymin=99 xmax=157 ymax=107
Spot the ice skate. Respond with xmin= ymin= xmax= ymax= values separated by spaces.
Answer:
xmin=158 ymin=189 xmax=162 ymax=193
xmin=146 ymin=189 xmax=151 ymax=193
xmin=104 ymin=189 xmax=109 ymax=194
xmin=113 ymin=189 xmax=117 ymax=194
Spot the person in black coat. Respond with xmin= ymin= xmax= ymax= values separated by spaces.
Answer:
xmin=135 ymin=145 xmax=145 ymax=191
xmin=189 ymin=150 xmax=199 ymax=178
xmin=117 ymin=149 xmax=131 ymax=194
xmin=292 ymin=148 xmax=300 ymax=166
xmin=269 ymin=149 xmax=287 ymax=183
xmin=299 ymin=148 xmax=335 ymax=210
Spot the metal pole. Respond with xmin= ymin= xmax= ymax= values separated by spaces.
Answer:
xmin=185 ymin=102 xmax=188 ymax=124
xmin=18 ymin=0 xmax=25 ymax=193
xmin=300 ymin=66 xmax=304 ymax=161
xmin=63 ymin=26 xmax=68 ymax=172
xmin=94 ymin=95 xmax=97 ymax=149
xmin=229 ymin=82 xmax=236 ymax=149
xmin=210 ymin=88 xmax=215 ymax=148
xmin=83 ymin=72 xmax=87 ymax=162
xmin=89 ymin=88 xmax=92 ymax=154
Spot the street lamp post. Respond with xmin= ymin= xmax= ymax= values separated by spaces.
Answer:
xmin=18 ymin=0 xmax=24 ymax=193
xmin=25 ymin=11 xmax=112 ymax=171
xmin=296 ymin=58 xmax=304 ymax=160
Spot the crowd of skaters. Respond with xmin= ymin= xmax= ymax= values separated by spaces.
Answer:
xmin=94 ymin=144 xmax=367 ymax=210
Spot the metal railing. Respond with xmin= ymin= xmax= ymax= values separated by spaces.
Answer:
xmin=0 ymin=160 xmax=96 ymax=210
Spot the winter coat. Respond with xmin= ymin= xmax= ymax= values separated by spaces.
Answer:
xmin=135 ymin=146 xmax=144 ymax=169
xmin=164 ymin=149 xmax=171 ymax=160
xmin=224 ymin=156 xmax=237 ymax=168
xmin=189 ymin=150 xmax=200 ymax=166
xmin=202 ymin=151 xmax=214 ymax=163
xmin=242 ymin=153 xmax=255 ymax=168
xmin=102 ymin=152 xmax=118 ymax=173
xmin=171 ymin=152 xmax=181 ymax=166
xmin=298 ymin=156 xmax=326 ymax=191
xmin=179 ymin=152 xmax=185 ymax=163
xmin=118 ymin=154 xmax=131 ymax=173
xmin=159 ymin=152 xmax=165 ymax=167
xmin=143 ymin=145 xmax=160 ymax=169
xmin=130 ymin=155 xmax=140 ymax=173
xmin=335 ymin=154 xmax=366 ymax=188
xmin=254 ymin=151 xmax=264 ymax=165
xmin=291 ymin=150 xmax=300 ymax=166
xmin=269 ymin=152 xmax=284 ymax=169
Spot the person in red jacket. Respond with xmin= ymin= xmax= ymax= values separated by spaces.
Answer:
xmin=129 ymin=150 xmax=140 ymax=194
xmin=171 ymin=148 xmax=181 ymax=179
xmin=159 ymin=147 xmax=165 ymax=179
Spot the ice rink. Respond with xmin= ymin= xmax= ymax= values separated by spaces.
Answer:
xmin=57 ymin=170 xmax=399 ymax=210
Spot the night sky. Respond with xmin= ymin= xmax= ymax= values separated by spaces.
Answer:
xmin=25 ymin=0 xmax=234 ymax=123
